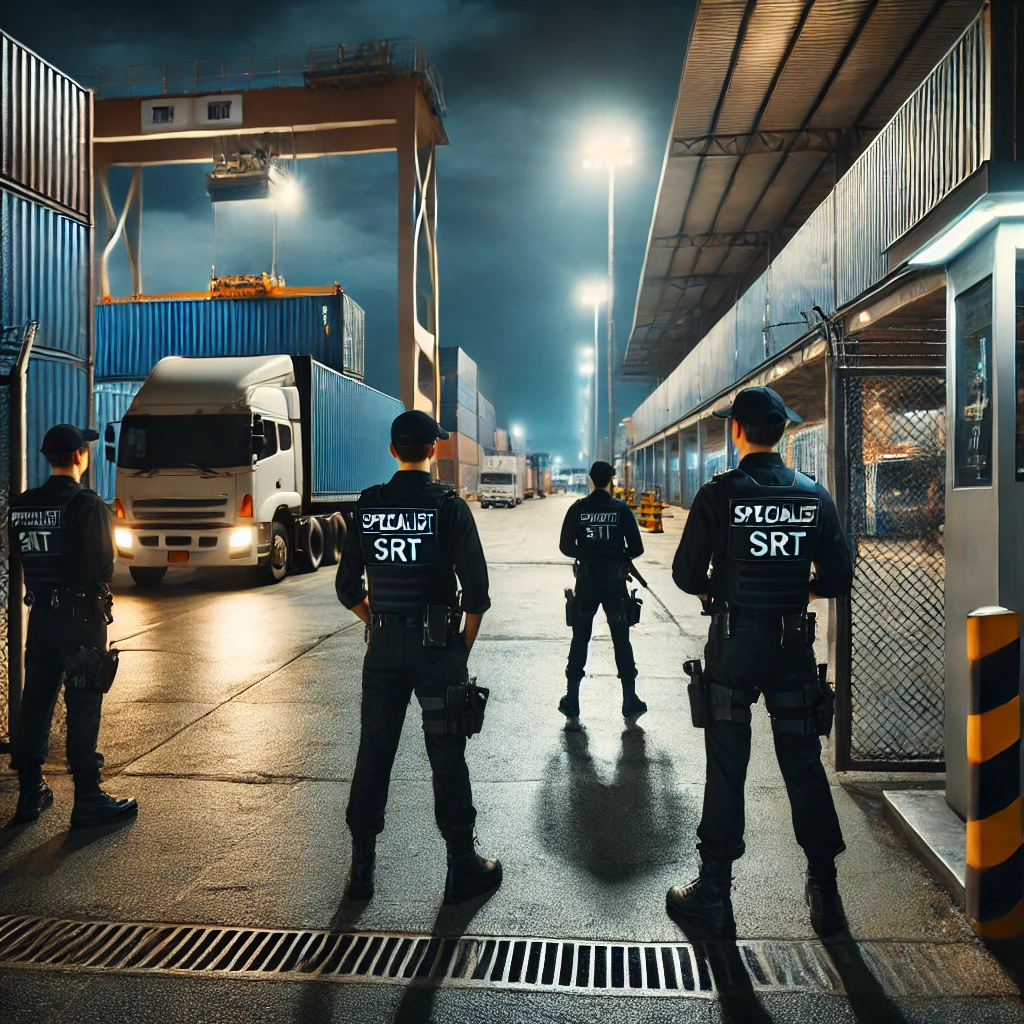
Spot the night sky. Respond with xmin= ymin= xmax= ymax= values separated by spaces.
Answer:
xmin=6 ymin=1 xmax=694 ymax=459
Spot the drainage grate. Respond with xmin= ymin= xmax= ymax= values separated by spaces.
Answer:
xmin=0 ymin=916 xmax=1013 ymax=999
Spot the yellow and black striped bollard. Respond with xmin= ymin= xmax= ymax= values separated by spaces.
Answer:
xmin=966 ymin=606 xmax=1023 ymax=938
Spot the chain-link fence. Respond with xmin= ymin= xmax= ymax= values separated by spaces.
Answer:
xmin=839 ymin=374 xmax=946 ymax=767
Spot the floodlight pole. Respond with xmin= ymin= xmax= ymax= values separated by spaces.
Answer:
xmin=606 ymin=164 xmax=615 ymax=465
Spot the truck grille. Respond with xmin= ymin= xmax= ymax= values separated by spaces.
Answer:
xmin=131 ymin=497 xmax=229 ymax=523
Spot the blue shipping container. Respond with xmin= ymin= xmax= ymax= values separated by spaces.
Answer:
xmin=440 ymin=374 xmax=476 ymax=410
xmin=1 ymin=189 xmax=90 ymax=359
xmin=95 ymin=290 xmax=365 ymax=379
xmin=25 ymin=356 xmax=88 ymax=488
xmin=308 ymin=360 xmax=403 ymax=501
xmin=92 ymin=379 xmax=143 ymax=500
xmin=439 ymin=347 xmax=477 ymax=392
xmin=440 ymin=402 xmax=477 ymax=442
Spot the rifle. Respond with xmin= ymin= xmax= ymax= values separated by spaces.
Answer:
xmin=627 ymin=561 xmax=648 ymax=589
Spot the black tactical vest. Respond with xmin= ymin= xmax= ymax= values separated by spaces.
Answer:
xmin=573 ymin=496 xmax=629 ymax=562
xmin=717 ymin=468 xmax=822 ymax=612
xmin=10 ymin=491 xmax=79 ymax=592
xmin=357 ymin=481 xmax=456 ymax=614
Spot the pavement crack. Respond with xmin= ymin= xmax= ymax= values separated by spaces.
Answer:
xmin=109 ymin=628 xmax=351 ymax=776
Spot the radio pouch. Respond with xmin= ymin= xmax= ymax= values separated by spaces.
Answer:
xmin=423 ymin=604 xmax=450 ymax=648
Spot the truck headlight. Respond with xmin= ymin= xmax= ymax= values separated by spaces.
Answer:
xmin=229 ymin=527 xmax=253 ymax=550
xmin=114 ymin=528 xmax=133 ymax=551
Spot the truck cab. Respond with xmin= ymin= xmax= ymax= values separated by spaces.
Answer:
xmin=110 ymin=355 xmax=340 ymax=586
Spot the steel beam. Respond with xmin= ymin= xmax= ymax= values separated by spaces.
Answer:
xmin=669 ymin=128 xmax=871 ymax=158
xmin=652 ymin=230 xmax=773 ymax=249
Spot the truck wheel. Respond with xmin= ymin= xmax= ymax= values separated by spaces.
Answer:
xmin=260 ymin=521 xmax=290 ymax=584
xmin=296 ymin=517 xmax=324 ymax=573
xmin=130 ymin=566 xmax=166 ymax=587
xmin=319 ymin=514 xmax=344 ymax=566
xmin=481 ymin=502 xmax=489 ymax=509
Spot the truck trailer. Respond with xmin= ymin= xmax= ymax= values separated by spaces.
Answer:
xmin=107 ymin=354 xmax=402 ymax=586
xmin=479 ymin=454 xmax=526 ymax=508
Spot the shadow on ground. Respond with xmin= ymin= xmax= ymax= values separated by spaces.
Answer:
xmin=535 ymin=726 xmax=687 ymax=880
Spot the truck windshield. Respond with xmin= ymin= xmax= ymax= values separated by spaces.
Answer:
xmin=118 ymin=415 xmax=253 ymax=470
xmin=481 ymin=473 xmax=513 ymax=485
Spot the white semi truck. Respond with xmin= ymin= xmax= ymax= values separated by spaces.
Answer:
xmin=107 ymin=354 xmax=401 ymax=586
xmin=479 ymin=454 xmax=526 ymax=508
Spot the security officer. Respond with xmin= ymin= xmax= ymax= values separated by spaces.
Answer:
xmin=336 ymin=410 xmax=501 ymax=904
xmin=558 ymin=460 xmax=647 ymax=727
xmin=9 ymin=424 xmax=138 ymax=829
xmin=666 ymin=387 xmax=853 ymax=937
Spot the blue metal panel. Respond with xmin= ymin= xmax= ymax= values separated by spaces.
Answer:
xmin=735 ymin=272 xmax=768 ymax=376
xmin=92 ymin=379 xmax=143 ymax=500
xmin=25 ymin=356 xmax=88 ymax=489
xmin=309 ymin=361 xmax=403 ymax=500
xmin=1 ymin=189 xmax=90 ymax=358
xmin=95 ymin=293 xmax=356 ymax=378
xmin=477 ymin=394 xmax=496 ymax=429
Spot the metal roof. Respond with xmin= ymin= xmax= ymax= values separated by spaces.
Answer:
xmin=625 ymin=0 xmax=983 ymax=380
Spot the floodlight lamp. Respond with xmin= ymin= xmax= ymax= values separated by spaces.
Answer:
xmin=579 ymin=281 xmax=607 ymax=307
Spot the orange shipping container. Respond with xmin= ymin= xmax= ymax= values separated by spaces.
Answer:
xmin=436 ymin=432 xmax=479 ymax=465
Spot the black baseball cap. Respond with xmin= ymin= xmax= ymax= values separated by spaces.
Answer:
xmin=712 ymin=386 xmax=802 ymax=427
xmin=391 ymin=410 xmax=449 ymax=446
xmin=589 ymin=461 xmax=615 ymax=487
xmin=40 ymin=424 xmax=99 ymax=455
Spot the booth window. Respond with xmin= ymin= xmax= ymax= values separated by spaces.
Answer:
xmin=1016 ymin=255 xmax=1024 ymax=480
xmin=954 ymin=277 xmax=993 ymax=487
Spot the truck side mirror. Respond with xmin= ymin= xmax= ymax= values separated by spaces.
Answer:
xmin=104 ymin=421 xmax=118 ymax=462
xmin=251 ymin=415 xmax=266 ymax=458
xmin=104 ymin=423 xmax=115 ymax=443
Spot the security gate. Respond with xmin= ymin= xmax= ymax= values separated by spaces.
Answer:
xmin=835 ymin=373 xmax=946 ymax=770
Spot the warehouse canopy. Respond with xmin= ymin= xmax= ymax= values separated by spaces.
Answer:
xmin=624 ymin=0 xmax=982 ymax=380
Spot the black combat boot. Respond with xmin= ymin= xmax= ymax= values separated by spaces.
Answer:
xmin=666 ymin=860 xmax=734 ymax=937
xmin=346 ymin=833 xmax=376 ymax=901
xmin=70 ymin=772 xmax=138 ymax=830
xmin=444 ymin=832 xmax=502 ymax=904
xmin=805 ymin=860 xmax=847 ymax=937
xmin=12 ymin=769 xmax=53 ymax=825
xmin=559 ymin=679 xmax=582 ymax=729
xmin=622 ymin=692 xmax=648 ymax=725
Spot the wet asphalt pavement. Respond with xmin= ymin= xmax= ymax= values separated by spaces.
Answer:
xmin=0 ymin=494 xmax=1022 ymax=1022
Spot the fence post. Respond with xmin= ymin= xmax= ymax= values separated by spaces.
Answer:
xmin=966 ymin=606 xmax=1024 ymax=938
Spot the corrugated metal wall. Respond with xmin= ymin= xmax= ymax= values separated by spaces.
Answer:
xmin=1 ymin=190 xmax=89 ymax=358
xmin=631 ymin=13 xmax=989 ymax=447
xmin=308 ymin=361 xmax=402 ymax=499
xmin=92 ymin=380 xmax=143 ymax=500
xmin=95 ymin=293 xmax=355 ymax=379
xmin=1 ymin=32 xmax=91 ymax=218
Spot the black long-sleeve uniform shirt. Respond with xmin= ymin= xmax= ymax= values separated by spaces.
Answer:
xmin=11 ymin=475 xmax=114 ymax=589
xmin=671 ymin=452 xmax=853 ymax=601
xmin=336 ymin=470 xmax=491 ymax=614
xmin=559 ymin=488 xmax=644 ymax=563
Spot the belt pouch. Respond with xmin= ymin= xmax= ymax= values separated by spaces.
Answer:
xmin=423 ymin=605 xmax=449 ymax=647
xmin=782 ymin=611 xmax=816 ymax=648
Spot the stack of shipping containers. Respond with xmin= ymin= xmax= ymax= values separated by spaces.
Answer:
xmin=92 ymin=287 xmax=365 ymax=499
xmin=1 ymin=33 xmax=93 ymax=488
xmin=1 ymin=32 xmax=93 ymax=746
xmin=477 ymin=393 xmax=496 ymax=464
xmin=438 ymin=346 xmax=479 ymax=494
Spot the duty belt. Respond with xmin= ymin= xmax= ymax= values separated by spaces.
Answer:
xmin=370 ymin=613 xmax=422 ymax=628
xmin=27 ymin=587 xmax=111 ymax=623
xmin=575 ymin=561 xmax=627 ymax=578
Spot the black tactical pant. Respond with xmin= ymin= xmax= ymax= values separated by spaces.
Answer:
xmin=346 ymin=624 xmax=476 ymax=840
xmin=696 ymin=612 xmax=845 ymax=865
xmin=14 ymin=603 xmax=106 ymax=778
xmin=565 ymin=574 xmax=637 ymax=695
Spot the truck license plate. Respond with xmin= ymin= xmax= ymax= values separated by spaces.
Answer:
xmin=167 ymin=551 xmax=189 ymax=563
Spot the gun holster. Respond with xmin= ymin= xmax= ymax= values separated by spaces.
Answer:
xmin=444 ymin=677 xmax=490 ymax=738
xmin=623 ymin=589 xmax=643 ymax=627
xmin=564 ymin=588 xmax=575 ymax=627
xmin=815 ymin=663 xmax=835 ymax=737
xmin=62 ymin=645 xmax=120 ymax=694
xmin=683 ymin=658 xmax=707 ymax=729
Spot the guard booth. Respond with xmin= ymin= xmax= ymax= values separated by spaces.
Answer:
xmin=620 ymin=1 xmax=1024 ymax=819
